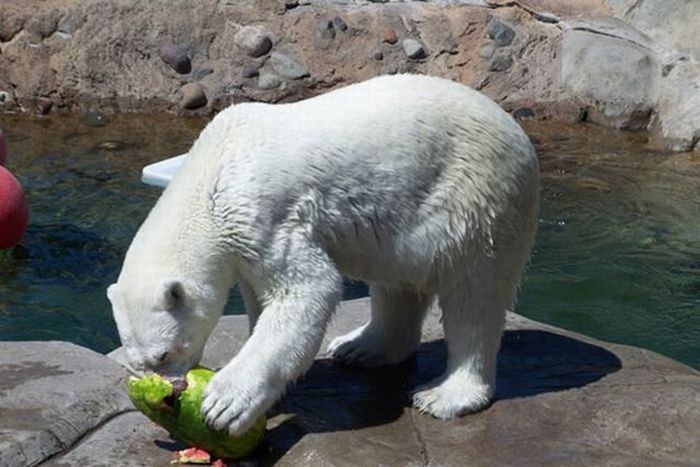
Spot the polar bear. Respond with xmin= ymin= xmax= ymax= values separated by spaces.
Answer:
xmin=108 ymin=74 xmax=539 ymax=435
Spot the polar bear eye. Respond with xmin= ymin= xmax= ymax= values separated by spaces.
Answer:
xmin=157 ymin=279 xmax=185 ymax=311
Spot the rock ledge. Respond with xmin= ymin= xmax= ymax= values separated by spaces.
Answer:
xmin=1 ymin=298 xmax=699 ymax=466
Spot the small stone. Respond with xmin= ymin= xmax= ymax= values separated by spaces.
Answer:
xmin=383 ymin=27 xmax=398 ymax=45
xmin=242 ymin=64 xmax=259 ymax=79
xmin=402 ymin=39 xmax=426 ymax=59
xmin=320 ymin=21 xmax=335 ymax=40
xmin=193 ymin=67 xmax=214 ymax=80
xmin=269 ymin=52 xmax=309 ymax=80
xmin=513 ymin=107 xmax=535 ymax=120
xmin=97 ymin=141 xmax=126 ymax=151
xmin=234 ymin=26 xmax=273 ymax=58
xmin=332 ymin=16 xmax=348 ymax=31
xmin=35 ymin=99 xmax=52 ymax=115
xmin=159 ymin=43 xmax=191 ymax=74
xmin=487 ymin=20 xmax=516 ymax=47
xmin=180 ymin=83 xmax=207 ymax=110
xmin=258 ymin=73 xmax=281 ymax=90
xmin=479 ymin=42 xmax=496 ymax=59
xmin=282 ymin=0 xmax=299 ymax=9
xmin=488 ymin=54 xmax=513 ymax=72
xmin=372 ymin=50 xmax=384 ymax=61
xmin=80 ymin=111 xmax=109 ymax=127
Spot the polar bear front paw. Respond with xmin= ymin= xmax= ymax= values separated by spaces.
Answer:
xmin=412 ymin=373 xmax=493 ymax=419
xmin=201 ymin=364 xmax=278 ymax=436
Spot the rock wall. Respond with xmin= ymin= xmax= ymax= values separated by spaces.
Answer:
xmin=0 ymin=0 xmax=698 ymax=151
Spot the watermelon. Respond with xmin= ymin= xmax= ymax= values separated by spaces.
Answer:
xmin=128 ymin=368 xmax=265 ymax=460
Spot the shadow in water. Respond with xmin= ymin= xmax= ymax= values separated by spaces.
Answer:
xmin=259 ymin=330 xmax=621 ymax=464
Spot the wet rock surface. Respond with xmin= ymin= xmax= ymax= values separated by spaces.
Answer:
xmin=0 ymin=342 xmax=132 ymax=467
xmin=3 ymin=298 xmax=699 ymax=466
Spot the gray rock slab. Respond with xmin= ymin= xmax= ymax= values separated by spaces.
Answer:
xmin=45 ymin=412 xmax=177 ymax=467
xmin=652 ymin=61 xmax=700 ymax=152
xmin=606 ymin=0 xmax=700 ymax=62
xmin=0 ymin=341 xmax=132 ymax=467
xmin=89 ymin=298 xmax=700 ymax=465
xmin=560 ymin=28 xmax=660 ymax=129
xmin=565 ymin=16 xmax=683 ymax=64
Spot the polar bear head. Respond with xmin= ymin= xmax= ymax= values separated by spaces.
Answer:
xmin=107 ymin=275 xmax=224 ymax=376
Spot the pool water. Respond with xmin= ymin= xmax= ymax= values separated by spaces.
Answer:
xmin=0 ymin=114 xmax=698 ymax=369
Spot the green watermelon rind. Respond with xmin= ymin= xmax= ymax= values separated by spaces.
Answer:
xmin=127 ymin=368 xmax=265 ymax=459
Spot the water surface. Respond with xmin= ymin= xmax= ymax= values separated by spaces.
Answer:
xmin=0 ymin=113 xmax=698 ymax=369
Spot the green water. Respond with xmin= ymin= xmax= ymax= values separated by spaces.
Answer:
xmin=519 ymin=122 xmax=700 ymax=369
xmin=0 ymin=114 xmax=698 ymax=369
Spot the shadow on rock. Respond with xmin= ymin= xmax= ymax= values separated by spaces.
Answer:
xmin=260 ymin=329 xmax=621 ymax=463
xmin=495 ymin=330 xmax=622 ymax=399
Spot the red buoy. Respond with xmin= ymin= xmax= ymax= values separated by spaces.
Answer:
xmin=0 ymin=128 xmax=6 ymax=165
xmin=0 ymin=165 xmax=28 ymax=249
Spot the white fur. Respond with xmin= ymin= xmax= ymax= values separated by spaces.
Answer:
xmin=108 ymin=74 xmax=539 ymax=434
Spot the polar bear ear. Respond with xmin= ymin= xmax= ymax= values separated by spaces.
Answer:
xmin=107 ymin=283 xmax=118 ymax=302
xmin=158 ymin=280 xmax=184 ymax=311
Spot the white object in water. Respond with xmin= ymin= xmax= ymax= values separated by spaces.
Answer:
xmin=141 ymin=154 xmax=187 ymax=187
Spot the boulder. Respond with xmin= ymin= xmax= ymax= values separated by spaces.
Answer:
xmin=606 ymin=0 xmax=700 ymax=62
xmin=560 ymin=25 xmax=660 ymax=129
xmin=651 ymin=61 xmax=700 ymax=152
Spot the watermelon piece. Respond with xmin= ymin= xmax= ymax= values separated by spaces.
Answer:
xmin=128 ymin=368 xmax=265 ymax=460
xmin=171 ymin=447 xmax=211 ymax=464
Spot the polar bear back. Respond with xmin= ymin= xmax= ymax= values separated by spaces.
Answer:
xmin=146 ymin=75 xmax=539 ymax=289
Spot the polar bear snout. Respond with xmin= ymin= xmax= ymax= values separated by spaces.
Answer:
xmin=142 ymin=350 xmax=171 ymax=371
xmin=125 ymin=346 xmax=197 ymax=378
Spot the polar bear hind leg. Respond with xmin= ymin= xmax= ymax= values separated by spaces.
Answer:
xmin=328 ymin=285 xmax=432 ymax=367
xmin=412 ymin=255 xmax=520 ymax=418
